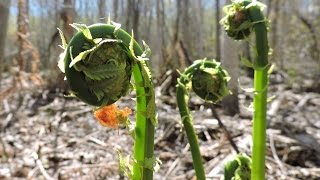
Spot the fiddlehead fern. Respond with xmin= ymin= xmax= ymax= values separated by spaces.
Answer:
xmin=176 ymin=59 xmax=230 ymax=180
xmin=59 ymin=23 xmax=134 ymax=107
xmin=58 ymin=22 xmax=157 ymax=180
xmin=221 ymin=0 xmax=270 ymax=179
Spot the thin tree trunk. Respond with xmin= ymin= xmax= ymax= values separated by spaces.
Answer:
xmin=215 ymin=0 xmax=221 ymax=61
xmin=221 ymin=36 xmax=240 ymax=115
xmin=181 ymin=0 xmax=190 ymax=53
xmin=113 ymin=0 xmax=118 ymax=21
xmin=0 ymin=0 xmax=10 ymax=88
xmin=271 ymin=0 xmax=280 ymax=66
xmin=221 ymin=1 xmax=240 ymax=115
xmin=17 ymin=0 xmax=29 ymax=71
xmin=165 ymin=0 xmax=181 ymax=68
xmin=61 ymin=0 xmax=74 ymax=41
xmin=132 ymin=0 xmax=141 ymax=41
xmin=16 ymin=0 xmax=42 ymax=85
xmin=267 ymin=0 xmax=272 ymax=17
xmin=143 ymin=0 xmax=153 ymax=42
xmin=196 ymin=0 xmax=204 ymax=56
xmin=173 ymin=0 xmax=181 ymax=44
xmin=125 ymin=0 xmax=133 ymax=31
xmin=98 ymin=0 xmax=106 ymax=22
xmin=156 ymin=0 xmax=166 ymax=65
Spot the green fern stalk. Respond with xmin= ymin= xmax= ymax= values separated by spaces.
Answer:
xmin=221 ymin=0 xmax=270 ymax=179
xmin=176 ymin=59 xmax=231 ymax=180
xmin=58 ymin=23 xmax=156 ymax=180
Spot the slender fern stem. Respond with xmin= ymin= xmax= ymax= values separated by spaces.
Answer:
xmin=132 ymin=62 xmax=155 ymax=180
xmin=176 ymin=84 xmax=206 ymax=180
xmin=250 ymin=5 xmax=269 ymax=179
xmin=252 ymin=69 xmax=268 ymax=179
xmin=176 ymin=60 xmax=230 ymax=180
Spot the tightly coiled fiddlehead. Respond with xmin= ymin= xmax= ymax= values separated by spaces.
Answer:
xmin=59 ymin=23 xmax=134 ymax=107
xmin=176 ymin=59 xmax=230 ymax=180
xmin=58 ymin=22 xmax=157 ymax=180
xmin=221 ymin=0 xmax=270 ymax=179
xmin=221 ymin=0 xmax=253 ymax=40
xmin=221 ymin=0 xmax=268 ymax=69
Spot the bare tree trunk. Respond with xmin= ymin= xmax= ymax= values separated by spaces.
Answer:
xmin=195 ymin=0 xmax=204 ymax=56
xmin=296 ymin=13 xmax=319 ymax=62
xmin=0 ymin=0 xmax=10 ymax=87
xmin=132 ymin=0 xmax=141 ymax=41
xmin=173 ymin=0 xmax=181 ymax=44
xmin=221 ymin=0 xmax=240 ymax=115
xmin=143 ymin=0 xmax=153 ymax=43
xmin=180 ymin=0 xmax=191 ymax=53
xmin=270 ymin=0 xmax=280 ymax=66
xmin=267 ymin=0 xmax=272 ymax=17
xmin=61 ymin=0 xmax=74 ymax=41
xmin=113 ymin=0 xmax=118 ymax=21
xmin=165 ymin=0 xmax=181 ymax=69
xmin=156 ymin=0 xmax=166 ymax=66
xmin=13 ymin=0 xmax=42 ymax=90
xmin=215 ymin=0 xmax=221 ymax=61
xmin=16 ymin=0 xmax=29 ymax=71
xmin=120 ymin=0 xmax=125 ymax=23
xmin=98 ymin=0 xmax=106 ymax=22
xmin=125 ymin=0 xmax=133 ymax=31
xmin=221 ymin=37 xmax=240 ymax=115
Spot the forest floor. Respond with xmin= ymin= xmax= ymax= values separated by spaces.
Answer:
xmin=0 ymin=71 xmax=320 ymax=180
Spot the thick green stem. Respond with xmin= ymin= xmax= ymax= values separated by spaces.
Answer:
xmin=221 ymin=1 xmax=269 ymax=179
xmin=132 ymin=62 xmax=155 ymax=180
xmin=252 ymin=69 xmax=268 ymax=179
xmin=250 ymin=5 xmax=269 ymax=180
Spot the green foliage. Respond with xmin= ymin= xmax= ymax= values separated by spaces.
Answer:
xmin=224 ymin=153 xmax=252 ymax=180
xmin=117 ymin=150 xmax=134 ymax=179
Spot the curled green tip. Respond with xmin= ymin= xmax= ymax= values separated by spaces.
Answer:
xmin=179 ymin=59 xmax=231 ymax=103
xmin=221 ymin=0 xmax=253 ymax=40
xmin=191 ymin=63 xmax=230 ymax=103
xmin=60 ymin=23 xmax=135 ymax=107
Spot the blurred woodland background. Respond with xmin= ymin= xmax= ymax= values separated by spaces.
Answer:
xmin=0 ymin=0 xmax=320 ymax=179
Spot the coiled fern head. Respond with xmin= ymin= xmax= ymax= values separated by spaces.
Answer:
xmin=58 ymin=23 xmax=134 ymax=107
xmin=220 ymin=0 xmax=266 ymax=40
xmin=191 ymin=60 xmax=230 ymax=103
xmin=178 ymin=59 xmax=231 ymax=103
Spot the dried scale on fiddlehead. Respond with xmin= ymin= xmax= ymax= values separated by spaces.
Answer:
xmin=58 ymin=22 xmax=157 ymax=180
xmin=221 ymin=0 xmax=270 ymax=179
xmin=176 ymin=59 xmax=231 ymax=180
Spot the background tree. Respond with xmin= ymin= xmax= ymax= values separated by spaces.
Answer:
xmin=0 ymin=0 xmax=10 ymax=87
xmin=98 ymin=0 xmax=106 ymax=22
xmin=221 ymin=0 xmax=240 ymax=116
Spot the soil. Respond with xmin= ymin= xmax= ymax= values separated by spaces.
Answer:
xmin=0 ymin=72 xmax=319 ymax=180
